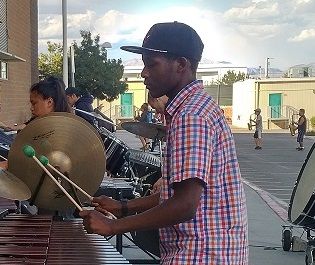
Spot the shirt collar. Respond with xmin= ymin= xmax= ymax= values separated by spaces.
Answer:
xmin=165 ymin=80 xmax=203 ymax=118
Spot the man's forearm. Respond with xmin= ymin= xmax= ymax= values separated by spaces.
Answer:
xmin=127 ymin=192 xmax=160 ymax=214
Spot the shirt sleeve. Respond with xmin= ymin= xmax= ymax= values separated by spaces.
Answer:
xmin=168 ymin=113 xmax=213 ymax=187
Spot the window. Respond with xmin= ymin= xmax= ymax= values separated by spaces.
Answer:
xmin=0 ymin=60 xmax=7 ymax=79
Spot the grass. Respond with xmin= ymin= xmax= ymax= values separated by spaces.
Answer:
xmin=306 ymin=130 xmax=315 ymax=136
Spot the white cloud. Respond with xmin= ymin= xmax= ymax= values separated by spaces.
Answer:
xmin=289 ymin=28 xmax=315 ymax=42
xmin=296 ymin=0 xmax=312 ymax=4
xmin=38 ymin=1 xmax=315 ymax=69
xmin=224 ymin=2 xmax=280 ymax=21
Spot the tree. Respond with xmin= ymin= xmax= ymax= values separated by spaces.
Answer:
xmin=38 ymin=41 xmax=63 ymax=79
xmin=73 ymin=30 xmax=127 ymax=101
xmin=218 ymin=70 xmax=246 ymax=85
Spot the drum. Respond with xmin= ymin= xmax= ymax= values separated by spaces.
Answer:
xmin=125 ymin=149 xmax=161 ymax=192
xmin=288 ymin=143 xmax=315 ymax=228
xmin=126 ymin=150 xmax=161 ymax=257
xmin=103 ymin=134 xmax=129 ymax=176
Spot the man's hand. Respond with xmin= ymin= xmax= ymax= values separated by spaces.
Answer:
xmin=0 ymin=161 xmax=8 ymax=170
xmin=152 ymin=178 xmax=162 ymax=194
xmin=92 ymin=196 xmax=122 ymax=217
xmin=79 ymin=210 xmax=114 ymax=236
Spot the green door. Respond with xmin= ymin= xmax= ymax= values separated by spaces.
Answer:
xmin=269 ymin=93 xmax=282 ymax=118
xmin=120 ymin=93 xmax=133 ymax=117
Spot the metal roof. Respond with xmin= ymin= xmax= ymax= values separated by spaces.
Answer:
xmin=0 ymin=50 xmax=25 ymax=62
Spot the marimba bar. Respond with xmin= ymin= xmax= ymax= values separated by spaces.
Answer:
xmin=0 ymin=214 xmax=130 ymax=265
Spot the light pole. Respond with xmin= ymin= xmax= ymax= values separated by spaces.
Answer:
xmin=62 ymin=0 xmax=68 ymax=87
xmin=69 ymin=44 xmax=75 ymax=87
xmin=100 ymin=41 xmax=112 ymax=59
xmin=99 ymin=42 xmax=112 ymax=118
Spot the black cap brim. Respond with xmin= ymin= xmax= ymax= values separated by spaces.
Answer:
xmin=120 ymin=45 xmax=168 ymax=55
xmin=120 ymin=46 xmax=145 ymax=54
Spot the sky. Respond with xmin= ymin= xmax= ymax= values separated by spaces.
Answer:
xmin=38 ymin=0 xmax=315 ymax=70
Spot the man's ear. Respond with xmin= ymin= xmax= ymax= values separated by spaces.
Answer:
xmin=47 ymin=97 xmax=54 ymax=106
xmin=176 ymin=57 xmax=191 ymax=73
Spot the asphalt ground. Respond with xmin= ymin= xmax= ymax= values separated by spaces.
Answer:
xmin=234 ymin=132 xmax=314 ymax=210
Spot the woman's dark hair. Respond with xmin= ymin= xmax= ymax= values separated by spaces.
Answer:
xmin=30 ymin=76 xmax=71 ymax=113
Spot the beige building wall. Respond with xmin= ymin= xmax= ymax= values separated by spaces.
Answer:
xmin=258 ymin=78 xmax=315 ymax=120
xmin=94 ymin=77 xmax=147 ymax=122
xmin=0 ymin=0 xmax=38 ymax=124
xmin=232 ymin=78 xmax=315 ymax=129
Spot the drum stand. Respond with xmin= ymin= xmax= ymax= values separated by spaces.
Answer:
xmin=104 ymin=184 xmax=160 ymax=264
xmin=282 ymin=221 xmax=315 ymax=265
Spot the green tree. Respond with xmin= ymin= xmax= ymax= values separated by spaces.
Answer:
xmin=73 ymin=30 xmax=127 ymax=101
xmin=38 ymin=41 xmax=63 ymax=79
xmin=218 ymin=70 xmax=246 ymax=85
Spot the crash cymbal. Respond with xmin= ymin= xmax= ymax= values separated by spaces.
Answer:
xmin=8 ymin=112 xmax=106 ymax=211
xmin=0 ymin=169 xmax=31 ymax=201
xmin=121 ymin=121 xmax=166 ymax=140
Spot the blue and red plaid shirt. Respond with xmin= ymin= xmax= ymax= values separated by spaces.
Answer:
xmin=159 ymin=80 xmax=248 ymax=264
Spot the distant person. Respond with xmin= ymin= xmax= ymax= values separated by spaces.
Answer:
xmin=148 ymin=93 xmax=168 ymax=125
xmin=295 ymin=108 xmax=307 ymax=151
xmin=65 ymin=87 xmax=94 ymax=125
xmin=251 ymin=108 xmax=263 ymax=150
xmin=135 ymin=102 xmax=151 ymax=151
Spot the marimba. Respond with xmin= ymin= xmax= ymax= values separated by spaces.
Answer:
xmin=0 ymin=214 xmax=130 ymax=264
xmin=0 ymin=197 xmax=17 ymax=218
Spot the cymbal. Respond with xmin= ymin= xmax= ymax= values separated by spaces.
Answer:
xmin=0 ymin=169 xmax=31 ymax=200
xmin=121 ymin=121 xmax=166 ymax=140
xmin=8 ymin=112 xmax=106 ymax=211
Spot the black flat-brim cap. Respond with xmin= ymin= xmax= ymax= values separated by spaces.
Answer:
xmin=121 ymin=21 xmax=204 ymax=62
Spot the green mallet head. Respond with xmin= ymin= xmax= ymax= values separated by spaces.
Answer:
xmin=39 ymin=155 xmax=49 ymax=166
xmin=23 ymin=145 xmax=35 ymax=157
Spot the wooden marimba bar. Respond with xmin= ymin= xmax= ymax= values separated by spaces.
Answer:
xmin=0 ymin=214 xmax=130 ymax=265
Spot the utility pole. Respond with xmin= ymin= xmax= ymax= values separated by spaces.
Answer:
xmin=265 ymin=57 xmax=274 ymax=78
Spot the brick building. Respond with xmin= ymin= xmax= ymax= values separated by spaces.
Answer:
xmin=0 ymin=0 xmax=38 ymax=124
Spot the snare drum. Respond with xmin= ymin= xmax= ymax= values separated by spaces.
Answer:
xmin=103 ymin=134 xmax=129 ymax=176
xmin=288 ymin=143 xmax=315 ymax=228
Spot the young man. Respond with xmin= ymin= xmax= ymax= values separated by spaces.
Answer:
xmin=295 ymin=108 xmax=307 ymax=151
xmin=65 ymin=87 xmax=94 ymax=125
xmin=251 ymin=108 xmax=263 ymax=149
xmin=80 ymin=22 xmax=248 ymax=265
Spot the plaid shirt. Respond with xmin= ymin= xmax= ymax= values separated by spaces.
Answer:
xmin=159 ymin=80 xmax=248 ymax=265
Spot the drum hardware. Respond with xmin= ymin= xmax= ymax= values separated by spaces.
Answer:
xmin=287 ymin=143 xmax=315 ymax=263
xmin=74 ymin=107 xmax=117 ymax=127
xmin=8 ymin=113 xmax=106 ymax=211
xmin=247 ymin=113 xmax=256 ymax=130
xmin=289 ymin=113 xmax=299 ymax=136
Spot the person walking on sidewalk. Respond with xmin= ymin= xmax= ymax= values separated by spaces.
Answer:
xmin=80 ymin=21 xmax=248 ymax=265
xmin=295 ymin=108 xmax=307 ymax=151
xmin=251 ymin=108 xmax=263 ymax=149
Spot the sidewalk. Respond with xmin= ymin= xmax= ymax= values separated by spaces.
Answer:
xmin=113 ymin=130 xmax=307 ymax=265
